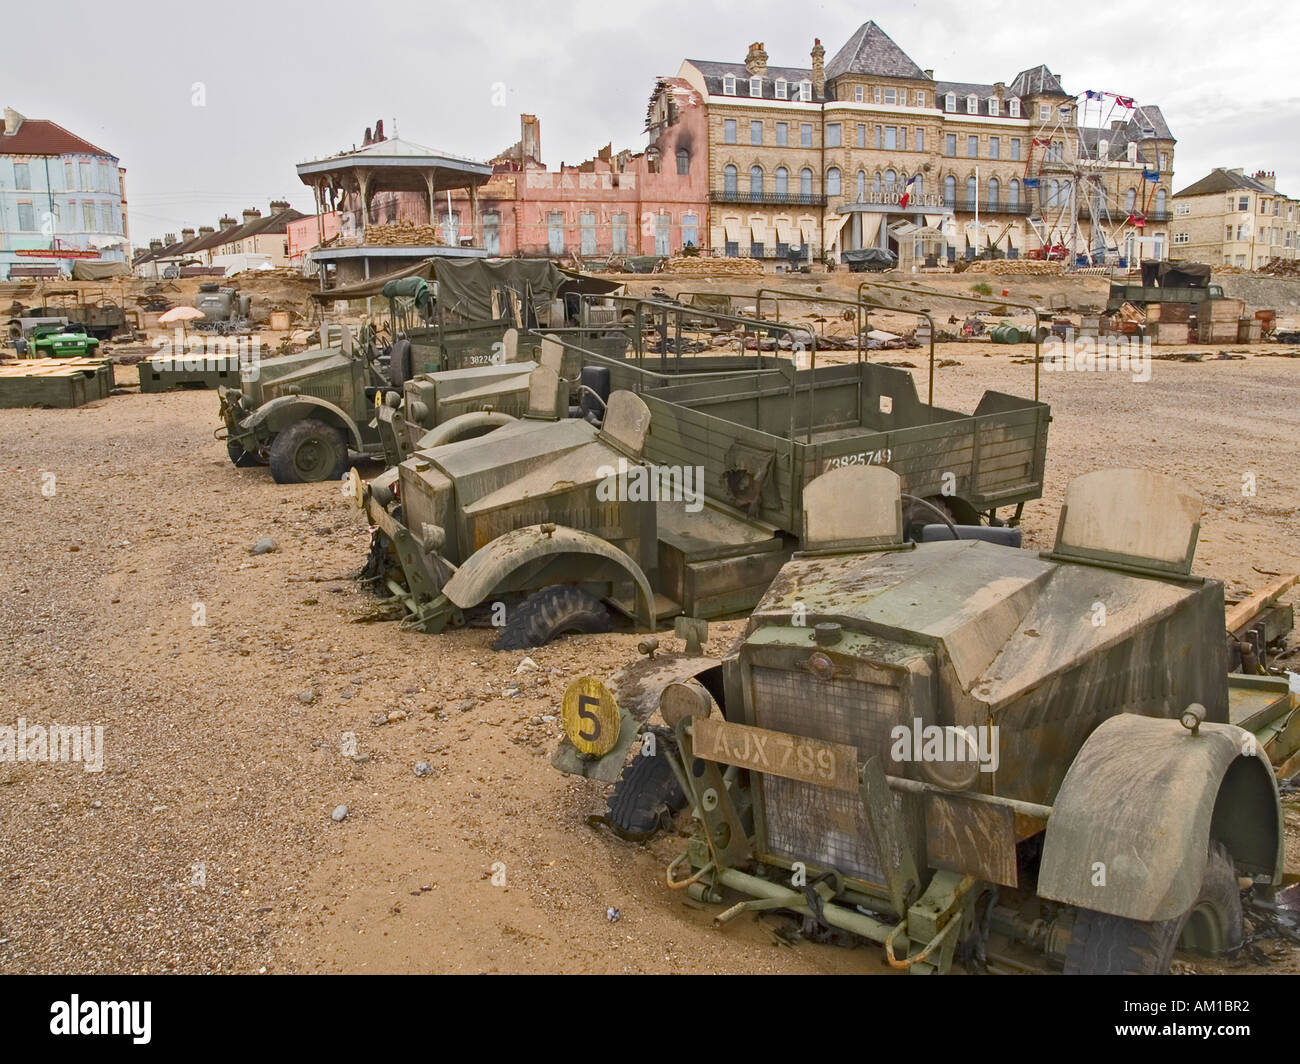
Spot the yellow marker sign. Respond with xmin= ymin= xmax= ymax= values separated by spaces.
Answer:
xmin=561 ymin=676 xmax=620 ymax=757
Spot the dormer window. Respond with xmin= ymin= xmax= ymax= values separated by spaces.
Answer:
xmin=884 ymin=87 xmax=896 ymax=105
xmin=966 ymin=94 xmax=978 ymax=114
xmin=1008 ymin=98 xmax=1020 ymax=118
xmin=916 ymin=90 xmax=926 ymax=108
xmin=1127 ymin=142 xmax=1138 ymax=162
xmin=1098 ymin=138 xmax=1109 ymax=159
xmin=945 ymin=92 xmax=956 ymax=112
xmin=1039 ymin=104 xmax=1050 ymax=121
xmin=988 ymin=97 xmax=998 ymax=116
xmin=722 ymin=74 xmax=736 ymax=96
xmin=873 ymin=86 xmax=882 ymax=103
xmin=750 ymin=76 xmax=762 ymax=97
xmin=798 ymin=80 xmax=812 ymax=101
xmin=776 ymin=78 xmax=788 ymax=100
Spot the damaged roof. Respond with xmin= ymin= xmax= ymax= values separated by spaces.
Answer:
xmin=825 ymin=21 xmax=928 ymax=81
xmin=685 ymin=59 xmax=818 ymax=101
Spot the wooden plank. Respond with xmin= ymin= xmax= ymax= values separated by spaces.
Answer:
xmin=1226 ymin=574 xmax=1298 ymax=633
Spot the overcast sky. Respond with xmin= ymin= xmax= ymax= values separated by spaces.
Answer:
xmin=11 ymin=0 xmax=1296 ymax=242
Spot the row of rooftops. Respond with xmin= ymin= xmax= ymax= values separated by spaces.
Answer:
xmin=132 ymin=202 xmax=305 ymax=266
xmin=1173 ymin=167 xmax=1295 ymax=201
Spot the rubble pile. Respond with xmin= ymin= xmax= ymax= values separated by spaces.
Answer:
xmin=961 ymin=259 xmax=1065 ymax=276
xmin=1257 ymin=257 xmax=1300 ymax=278
xmin=660 ymin=255 xmax=764 ymax=278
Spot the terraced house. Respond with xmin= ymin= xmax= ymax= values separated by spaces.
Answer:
xmin=679 ymin=21 xmax=1176 ymax=267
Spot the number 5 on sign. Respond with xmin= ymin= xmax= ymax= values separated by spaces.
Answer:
xmin=561 ymin=676 xmax=620 ymax=757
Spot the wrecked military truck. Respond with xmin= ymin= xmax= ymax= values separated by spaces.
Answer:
xmin=552 ymin=466 xmax=1296 ymax=974
xmin=352 ymin=315 xmax=1051 ymax=646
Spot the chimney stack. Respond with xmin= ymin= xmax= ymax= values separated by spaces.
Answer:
xmin=149 ymin=238 xmax=163 ymax=251
xmin=219 ymin=215 xmax=237 ymax=228
xmin=745 ymin=42 xmax=768 ymax=77
xmin=181 ymin=228 xmax=195 ymax=241
xmin=198 ymin=226 xmax=215 ymax=236
xmin=3 ymin=106 xmax=23 ymax=135
xmin=269 ymin=199 xmax=290 ymax=212
xmin=811 ymin=39 xmax=825 ymax=98
xmin=1253 ymin=170 xmax=1276 ymax=189
xmin=242 ymin=208 xmax=262 ymax=223
xmin=994 ymin=81 xmax=1005 ymax=103
xmin=164 ymin=232 xmax=177 ymax=245
xmin=521 ymin=114 xmax=541 ymax=164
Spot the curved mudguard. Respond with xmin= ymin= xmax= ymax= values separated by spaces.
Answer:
xmin=242 ymin=395 xmax=366 ymax=450
xmin=1038 ymin=713 xmax=1283 ymax=922
xmin=417 ymin=410 xmax=516 ymax=449
xmin=442 ymin=524 xmax=656 ymax=632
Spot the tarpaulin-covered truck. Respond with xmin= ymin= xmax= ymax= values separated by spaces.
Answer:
xmin=552 ymin=466 xmax=1296 ymax=974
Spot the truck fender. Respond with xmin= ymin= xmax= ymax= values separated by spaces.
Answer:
xmin=247 ymin=395 xmax=365 ymax=450
xmin=442 ymin=524 xmax=655 ymax=632
xmin=1037 ymin=713 xmax=1283 ymax=922
xmin=417 ymin=411 xmax=516 ymax=449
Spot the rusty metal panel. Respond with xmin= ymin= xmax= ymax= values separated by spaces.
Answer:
xmin=924 ymin=791 xmax=1019 ymax=887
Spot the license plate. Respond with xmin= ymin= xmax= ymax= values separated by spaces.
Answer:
xmin=693 ymin=717 xmax=859 ymax=793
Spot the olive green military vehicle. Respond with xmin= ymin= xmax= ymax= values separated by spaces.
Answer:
xmin=353 ymin=314 xmax=1050 ymax=647
xmin=216 ymin=318 xmax=535 ymax=482
xmin=552 ymin=466 xmax=1297 ymax=975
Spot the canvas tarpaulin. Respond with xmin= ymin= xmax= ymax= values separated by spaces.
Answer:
xmin=71 ymin=260 xmax=131 ymax=281
xmin=431 ymin=258 xmax=568 ymax=321
xmin=311 ymin=259 xmax=436 ymax=301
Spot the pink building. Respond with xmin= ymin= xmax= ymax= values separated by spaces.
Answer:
xmin=286 ymin=211 xmax=339 ymax=264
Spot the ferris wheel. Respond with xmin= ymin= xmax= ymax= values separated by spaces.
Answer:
xmin=1023 ymin=90 xmax=1152 ymax=266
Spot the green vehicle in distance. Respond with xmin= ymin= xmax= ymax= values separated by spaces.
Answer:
xmin=29 ymin=322 xmax=101 ymax=358
xmin=553 ymin=466 xmax=1296 ymax=975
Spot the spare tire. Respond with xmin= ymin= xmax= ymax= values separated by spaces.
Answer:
xmin=388 ymin=338 xmax=412 ymax=388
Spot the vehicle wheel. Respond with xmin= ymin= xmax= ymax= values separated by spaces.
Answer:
xmin=603 ymin=729 xmax=688 ymax=841
xmin=226 ymin=440 xmax=259 ymax=468
xmin=492 ymin=585 xmax=611 ymax=650
xmin=1063 ymin=841 xmax=1242 ymax=974
xmin=388 ymin=338 xmax=412 ymax=389
xmin=268 ymin=418 xmax=348 ymax=484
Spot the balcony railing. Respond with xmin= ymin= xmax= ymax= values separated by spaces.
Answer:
xmin=710 ymin=190 xmax=827 ymax=207
xmin=946 ymin=198 xmax=1034 ymax=216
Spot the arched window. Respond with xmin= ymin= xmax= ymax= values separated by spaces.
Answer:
xmin=912 ymin=174 xmax=923 ymax=198
xmin=749 ymin=165 xmax=764 ymax=197
xmin=800 ymin=167 xmax=812 ymax=197
xmin=1155 ymin=188 xmax=1166 ymax=214
xmin=1048 ymin=180 xmax=1059 ymax=207
xmin=723 ymin=165 xmax=737 ymax=195
xmin=1008 ymin=179 xmax=1020 ymax=208
xmin=1125 ymin=188 xmax=1136 ymax=213
xmin=988 ymin=177 xmax=999 ymax=208
xmin=966 ymin=176 xmax=977 ymax=205
xmin=856 ymin=170 xmax=866 ymax=201
xmin=775 ymin=167 xmax=788 ymax=197
xmin=943 ymin=175 xmax=956 ymax=206
xmin=873 ymin=172 xmax=882 ymax=198
xmin=826 ymin=167 xmax=841 ymax=197
xmin=676 ymin=149 xmax=689 ymax=175
xmin=1061 ymin=180 xmax=1072 ymax=205
xmin=884 ymin=169 xmax=897 ymax=192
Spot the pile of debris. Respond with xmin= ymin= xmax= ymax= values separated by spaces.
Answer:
xmin=1257 ymin=257 xmax=1300 ymax=278
xmin=348 ymin=222 xmax=447 ymax=248
xmin=962 ymin=259 xmax=1065 ymax=276
xmin=660 ymin=255 xmax=764 ymax=278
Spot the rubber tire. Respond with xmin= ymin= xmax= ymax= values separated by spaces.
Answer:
xmin=492 ymin=585 xmax=611 ymax=650
xmin=268 ymin=418 xmax=348 ymax=484
xmin=388 ymin=338 xmax=412 ymax=389
xmin=1063 ymin=841 xmax=1242 ymax=974
xmin=605 ymin=731 xmax=688 ymax=841
xmin=227 ymin=439 xmax=259 ymax=468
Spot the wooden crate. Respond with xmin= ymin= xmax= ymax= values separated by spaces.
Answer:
xmin=1237 ymin=319 xmax=1262 ymax=343
xmin=1148 ymin=302 xmax=1191 ymax=323
xmin=0 ymin=358 xmax=114 ymax=408
xmin=1208 ymin=298 xmax=1245 ymax=322
xmin=1198 ymin=319 xmax=1238 ymax=344
xmin=1149 ymin=322 xmax=1191 ymax=346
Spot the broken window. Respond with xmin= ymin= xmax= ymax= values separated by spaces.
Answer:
xmin=547 ymin=212 xmax=564 ymax=255
xmin=682 ymin=214 xmax=697 ymax=249
xmin=580 ymin=212 xmax=596 ymax=255
xmin=16 ymin=201 xmax=35 ymax=231
xmin=655 ymin=214 xmax=670 ymax=256
xmin=612 ymin=213 xmax=628 ymax=254
xmin=676 ymin=149 xmax=689 ymax=175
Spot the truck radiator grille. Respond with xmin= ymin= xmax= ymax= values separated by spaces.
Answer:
xmin=750 ymin=665 xmax=916 ymax=885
